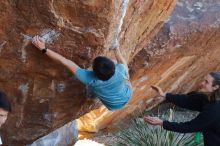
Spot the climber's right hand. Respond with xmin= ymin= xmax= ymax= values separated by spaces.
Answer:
xmin=109 ymin=44 xmax=118 ymax=50
xmin=32 ymin=35 xmax=46 ymax=50
xmin=109 ymin=40 xmax=119 ymax=50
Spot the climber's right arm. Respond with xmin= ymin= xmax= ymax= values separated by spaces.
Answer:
xmin=111 ymin=47 xmax=128 ymax=69
xmin=32 ymin=35 xmax=79 ymax=74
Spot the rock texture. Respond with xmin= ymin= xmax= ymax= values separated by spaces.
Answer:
xmin=0 ymin=0 xmax=175 ymax=145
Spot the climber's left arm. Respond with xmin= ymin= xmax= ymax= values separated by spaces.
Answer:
xmin=32 ymin=35 xmax=79 ymax=74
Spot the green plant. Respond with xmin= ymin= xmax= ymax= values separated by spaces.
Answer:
xmin=112 ymin=110 xmax=204 ymax=146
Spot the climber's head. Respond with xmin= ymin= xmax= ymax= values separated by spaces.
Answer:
xmin=0 ymin=91 xmax=11 ymax=127
xmin=93 ymin=56 xmax=115 ymax=81
xmin=199 ymin=71 xmax=220 ymax=102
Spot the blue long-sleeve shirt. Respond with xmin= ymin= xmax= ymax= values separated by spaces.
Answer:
xmin=163 ymin=92 xmax=220 ymax=146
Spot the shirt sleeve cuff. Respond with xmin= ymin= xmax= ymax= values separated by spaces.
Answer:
xmin=75 ymin=67 xmax=82 ymax=78
xmin=162 ymin=120 xmax=171 ymax=130
xmin=165 ymin=93 xmax=174 ymax=101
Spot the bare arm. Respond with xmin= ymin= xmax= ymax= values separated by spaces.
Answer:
xmin=112 ymin=47 xmax=128 ymax=67
xmin=32 ymin=36 xmax=79 ymax=74
xmin=45 ymin=49 xmax=78 ymax=73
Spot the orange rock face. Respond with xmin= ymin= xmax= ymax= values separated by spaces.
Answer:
xmin=0 ymin=0 xmax=176 ymax=145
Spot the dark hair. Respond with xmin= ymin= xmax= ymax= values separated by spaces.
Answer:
xmin=209 ymin=72 xmax=220 ymax=102
xmin=92 ymin=56 xmax=115 ymax=81
xmin=0 ymin=91 xmax=11 ymax=112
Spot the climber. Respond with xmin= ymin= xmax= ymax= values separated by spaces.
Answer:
xmin=144 ymin=72 xmax=220 ymax=146
xmin=32 ymin=35 xmax=132 ymax=111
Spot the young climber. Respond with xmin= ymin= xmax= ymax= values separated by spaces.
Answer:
xmin=144 ymin=72 xmax=220 ymax=146
xmin=32 ymin=35 xmax=132 ymax=111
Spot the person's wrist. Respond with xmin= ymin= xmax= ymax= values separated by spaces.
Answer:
xmin=37 ymin=46 xmax=45 ymax=50
xmin=161 ymin=92 xmax=167 ymax=97
xmin=164 ymin=92 xmax=167 ymax=97
xmin=160 ymin=121 xmax=163 ymax=126
xmin=109 ymin=46 xmax=117 ymax=50
xmin=113 ymin=48 xmax=118 ymax=52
